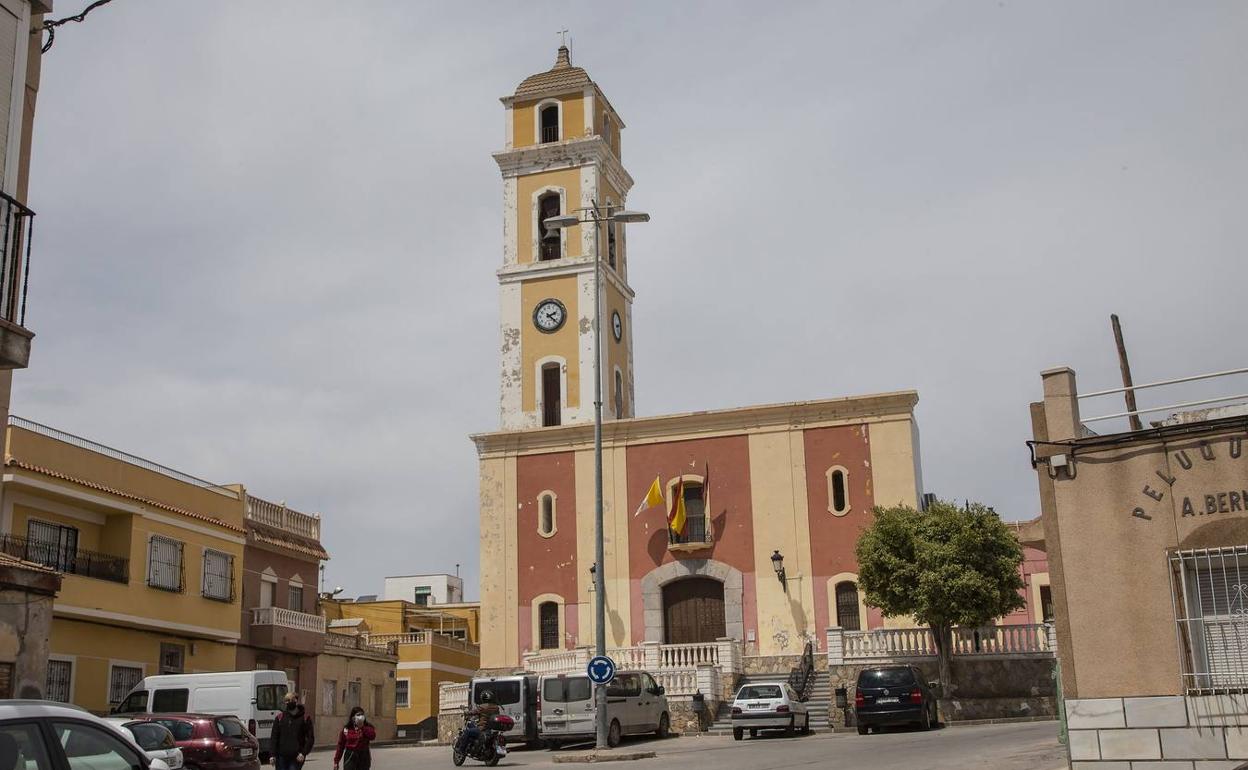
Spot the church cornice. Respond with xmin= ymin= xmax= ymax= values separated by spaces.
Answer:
xmin=496 ymin=256 xmax=636 ymax=299
xmin=471 ymin=391 xmax=921 ymax=457
xmin=494 ymin=136 xmax=634 ymax=198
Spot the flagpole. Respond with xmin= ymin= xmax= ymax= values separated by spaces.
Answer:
xmin=592 ymin=201 xmax=608 ymax=751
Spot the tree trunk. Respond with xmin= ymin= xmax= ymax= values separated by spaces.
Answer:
xmin=931 ymin=623 xmax=953 ymax=696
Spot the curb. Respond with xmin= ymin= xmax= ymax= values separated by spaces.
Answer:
xmin=552 ymin=750 xmax=657 ymax=764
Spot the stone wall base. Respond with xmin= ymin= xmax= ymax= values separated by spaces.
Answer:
xmin=1066 ymin=694 xmax=1248 ymax=766
xmin=668 ymin=698 xmax=721 ymax=734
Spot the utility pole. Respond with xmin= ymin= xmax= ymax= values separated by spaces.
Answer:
xmin=1110 ymin=314 xmax=1144 ymax=432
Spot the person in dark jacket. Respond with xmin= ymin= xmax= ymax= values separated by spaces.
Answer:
xmin=333 ymin=707 xmax=376 ymax=770
xmin=271 ymin=692 xmax=314 ymax=770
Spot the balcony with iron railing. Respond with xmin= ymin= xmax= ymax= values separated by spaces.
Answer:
xmin=0 ymin=192 xmax=35 ymax=369
xmin=0 ymin=533 xmax=128 ymax=584
xmin=245 ymin=495 xmax=321 ymax=540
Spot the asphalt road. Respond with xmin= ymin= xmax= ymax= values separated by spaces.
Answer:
xmin=314 ymin=721 xmax=1067 ymax=770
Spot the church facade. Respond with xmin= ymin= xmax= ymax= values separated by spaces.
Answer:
xmin=475 ymin=47 xmax=925 ymax=670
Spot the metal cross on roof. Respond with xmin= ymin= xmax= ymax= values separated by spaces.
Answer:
xmin=558 ymin=28 xmax=569 ymax=47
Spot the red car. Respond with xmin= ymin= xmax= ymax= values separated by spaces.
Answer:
xmin=125 ymin=713 xmax=261 ymax=770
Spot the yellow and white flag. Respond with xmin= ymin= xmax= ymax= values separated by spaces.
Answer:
xmin=633 ymin=476 xmax=664 ymax=517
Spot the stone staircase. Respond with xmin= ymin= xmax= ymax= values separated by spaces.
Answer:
xmin=705 ymin=671 xmax=833 ymax=735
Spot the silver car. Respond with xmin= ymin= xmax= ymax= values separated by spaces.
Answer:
xmin=539 ymin=671 xmax=670 ymax=748
xmin=730 ymin=682 xmax=811 ymax=740
xmin=0 ymin=700 xmax=173 ymax=770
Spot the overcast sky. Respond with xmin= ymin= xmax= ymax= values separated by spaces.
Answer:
xmin=17 ymin=1 xmax=1248 ymax=599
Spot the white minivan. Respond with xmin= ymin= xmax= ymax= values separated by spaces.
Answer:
xmin=538 ymin=671 xmax=670 ymax=748
xmin=112 ymin=670 xmax=289 ymax=758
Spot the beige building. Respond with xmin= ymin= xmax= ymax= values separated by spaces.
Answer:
xmin=1031 ymin=366 xmax=1248 ymax=766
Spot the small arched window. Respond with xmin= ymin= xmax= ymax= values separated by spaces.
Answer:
xmin=539 ymin=192 xmax=562 ymax=261
xmin=614 ymin=370 xmax=624 ymax=417
xmin=835 ymin=581 xmax=861 ymax=631
xmin=540 ymin=104 xmax=559 ymax=143
xmin=538 ymin=601 xmax=560 ymax=649
xmin=538 ymin=493 xmax=556 ymax=537
xmin=828 ymin=467 xmax=849 ymax=515
xmin=541 ymin=362 xmax=562 ymax=426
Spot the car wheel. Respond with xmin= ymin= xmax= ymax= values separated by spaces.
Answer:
xmin=801 ymin=714 xmax=811 ymax=735
xmin=857 ymin=724 xmax=869 ymax=736
xmin=920 ymin=705 xmax=932 ymax=731
xmin=607 ymin=719 xmax=622 ymax=748
xmin=656 ymin=712 xmax=670 ymax=739
xmin=749 ymin=729 xmax=757 ymax=738
xmin=931 ymin=704 xmax=939 ymax=728
xmin=733 ymin=727 xmax=743 ymax=741
xmin=785 ymin=717 xmax=796 ymax=737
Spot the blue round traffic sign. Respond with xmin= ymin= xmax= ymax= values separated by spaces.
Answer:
xmin=587 ymin=655 xmax=616 ymax=685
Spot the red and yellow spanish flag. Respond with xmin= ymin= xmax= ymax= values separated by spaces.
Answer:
xmin=669 ymin=477 xmax=687 ymax=537
xmin=633 ymin=476 xmax=664 ymax=517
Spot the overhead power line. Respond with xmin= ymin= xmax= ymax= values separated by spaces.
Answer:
xmin=39 ymin=0 xmax=117 ymax=53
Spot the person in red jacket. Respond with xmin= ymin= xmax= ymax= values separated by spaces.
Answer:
xmin=333 ymin=707 xmax=376 ymax=770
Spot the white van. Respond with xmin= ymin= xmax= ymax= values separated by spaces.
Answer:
xmin=538 ymin=671 xmax=670 ymax=748
xmin=112 ymin=670 xmax=289 ymax=758
xmin=469 ymin=675 xmax=540 ymax=745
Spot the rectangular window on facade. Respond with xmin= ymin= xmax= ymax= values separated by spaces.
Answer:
xmin=159 ymin=644 xmax=185 ymax=675
xmin=202 ymin=550 xmax=232 ymax=601
xmin=148 ymin=536 xmax=184 ymax=592
xmin=414 ymin=586 xmax=431 ymax=606
xmin=109 ymin=665 xmax=143 ymax=706
xmin=46 ymin=659 xmax=72 ymax=703
xmin=541 ymin=364 xmax=561 ymax=427
xmin=347 ymin=681 xmax=361 ymax=711
xmin=671 ymin=483 xmax=707 ymax=544
xmin=538 ymin=601 xmax=560 ymax=649
xmin=322 ymin=680 xmax=338 ymax=717
xmin=1040 ymin=585 xmax=1054 ymax=622
xmin=288 ymin=585 xmax=304 ymax=612
xmin=26 ymin=520 xmax=79 ymax=573
xmin=395 ymin=679 xmax=409 ymax=709
xmin=1170 ymin=545 xmax=1248 ymax=692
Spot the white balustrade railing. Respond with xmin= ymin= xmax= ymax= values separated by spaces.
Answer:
xmin=844 ymin=627 xmax=936 ymax=660
xmin=439 ymin=682 xmax=470 ymax=714
xmin=368 ymin=632 xmax=428 ymax=646
xmin=653 ymin=669 xmax=699 ymax=696
xmin=660 ymin=642 xmax=719 ymax=669
xmin=521 ymin=648 xmax=585 ymax=675
xmin=252 ymin=607 xmax=326 ymax=634
xmin=246 ymin=495 xmax=321 ymax=539
xmin=952 ymin=623 xmax=1050 ymax=655
xmin=608 ymin=646 xmax=646 ymax=670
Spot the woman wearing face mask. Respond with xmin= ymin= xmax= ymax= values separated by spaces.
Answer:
xmin=333 ymin=707 xmax=376 ymax=770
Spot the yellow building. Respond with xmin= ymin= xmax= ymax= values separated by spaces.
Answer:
xmin=1 ymin=417 xmax=246 ymax=713
xmin=324 ymin=597 xmax=480 ymax=737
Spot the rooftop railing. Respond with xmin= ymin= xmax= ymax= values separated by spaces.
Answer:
xmin=1077 ymin=366 xmax=1248 ymax=433
xmin=245 ymin=495 xmax=320 ymax=539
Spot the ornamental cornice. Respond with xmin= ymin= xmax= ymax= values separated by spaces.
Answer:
xmin=470 ymin=391 xmax=921 ymax=457
xmin=493 ymin=137 xmax=634 ymax=197
xmin=497 ymin=256 xmax=636 ymax=299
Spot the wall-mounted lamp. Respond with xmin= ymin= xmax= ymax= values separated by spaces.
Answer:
xmin=771 ymin=550 xmax=787 ymax=590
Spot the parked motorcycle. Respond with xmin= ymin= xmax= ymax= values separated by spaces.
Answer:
xmin=451 ymin=712 xmax=513 ymax=766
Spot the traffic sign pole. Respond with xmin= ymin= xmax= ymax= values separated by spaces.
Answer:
xmin=587 ymin=654 xmax=615 ymax=748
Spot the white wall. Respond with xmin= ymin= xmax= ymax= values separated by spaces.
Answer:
xmin=382 ymin=574 xmax=463 ymax=605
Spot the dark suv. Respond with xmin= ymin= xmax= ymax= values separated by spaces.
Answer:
xmin=124 ymin=714 xmax=259 ymax=770
xmin=853 ymin=665 xmax=938 ymax=735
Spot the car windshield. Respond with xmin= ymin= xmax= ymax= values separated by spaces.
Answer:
xmin=474 ymin=680 xmax=521 ymax=706
xmin=859 ymin=668 xmax=916 ymax=687
xmin=152 ymin=720 xmax=195 ymax=741
xmin=542 ymin=677 xmax=592 ymax=703
xmin=738 ymin=685 xmax=783 ymax=700
xmin=125 ymin=724 xmax=173 ymax=751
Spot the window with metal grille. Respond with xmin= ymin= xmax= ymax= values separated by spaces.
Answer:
xmin=1169 ymin=545 xmax=1248 ymax=692
xmin=159 ymin=643 xmax=185 ymax=675
xmin=395 ymin=679 xmax=410 ymax=708
xmin=46 ymin=659 xmax=72 ymax=702
xmin=835 ymin=581 xmax=862 ymax=631
xmin=201 ymin=549 xmax=232 ymax=601
xmin=26 ymin=520 xmax=78 ymax=572
xmin=288 ymin=584 xmax=304 ymax=611
xmin=148 ymin=536 xmax=183 ymax=592
xmin=539 ymin=193 xmax=562 ymax=261
xmin=109 ymin=665 xmax=143 ymax=706
xmin=538 ymin=601 xmax=560 ymax=649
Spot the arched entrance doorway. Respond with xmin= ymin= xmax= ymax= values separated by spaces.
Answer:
xmin=662 ymin=577 xmax=726 ymax=644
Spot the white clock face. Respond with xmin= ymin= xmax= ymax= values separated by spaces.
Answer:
xmin=612 ymin=311 xmax=623 ymax=342
xmin=534 ymin=299 xmax=566 ymax=333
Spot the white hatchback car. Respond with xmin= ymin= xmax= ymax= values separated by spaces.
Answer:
xmin=105 ymin=720 xmax=183 ymax=770
xmin=730 ymin=682 xmax=811 ymax=740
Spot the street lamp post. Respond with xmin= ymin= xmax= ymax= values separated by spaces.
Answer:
xmin=545 ymin=203 xmax=648 ymax=749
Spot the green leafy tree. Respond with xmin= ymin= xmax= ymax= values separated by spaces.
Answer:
xmin=854 ymin=500 xmax=1026 ymax=688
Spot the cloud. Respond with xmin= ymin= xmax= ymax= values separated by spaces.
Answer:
xmin=17 ymin=0 xmax=1248 ymax=597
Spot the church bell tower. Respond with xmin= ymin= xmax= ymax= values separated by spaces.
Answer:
xmin=495 ymin=46 xmax=637 ymax=430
